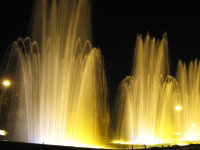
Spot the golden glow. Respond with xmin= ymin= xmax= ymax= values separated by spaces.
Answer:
xmin=114 ymin=35 xmax=200 ymax=146
xmin=173 ymin=132 xmax=181 ymax=136
xmin=10 ymin=0 xmax=200 ymax=146
xmin=175 ymin=60 xmax=200 ymax=143
xmin=112 ymin=139 xmax=200 ymax=147
xmin=13 ymin=0 xmax=109 ymax=148
xmin=185 ymin=137 xmax=198 ymax=141
xmin=112 ymin=140 xmax=133 ymax=145
xmin=115 ymin=34 xmax=173 ymax=145
xmin=112 ymin=139 xmax=162 ymax=145
xmin=175 ymin=105 xmax=182 ymax=111
xmin=192 ymin=123 xmax=196 ymax=127
xmin=0 ymin=130 xmax=7 ymax=136
xmin=176 ymin=143 xmax=188 ymax=146
xmin=2 ymin=79 xmax=11 ymax=87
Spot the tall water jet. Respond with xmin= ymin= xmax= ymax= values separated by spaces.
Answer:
xmin=8 ymin=0 xmax=109 ymax=147
xmin=176 ymin=59 xmax=200 ymax=142
xmin=114 ymin=34 xmax=177 ymax=145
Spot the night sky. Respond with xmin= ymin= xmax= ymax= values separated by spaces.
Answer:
xmin=0 ymin=1 xmax=200 ymax=104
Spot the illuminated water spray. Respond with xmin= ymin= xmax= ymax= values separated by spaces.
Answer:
xmin=114 ymin=34 xmax=178 ymax=145
xmin=6 ymin=0 xmax=200 ymax=147
xmin=10 ymin=0 xmax=109 ymax=147
xmin=176 ymin=60 xmax=200 ymax=142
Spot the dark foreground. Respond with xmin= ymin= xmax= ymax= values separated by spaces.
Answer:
xmin=0 ymin=141 xmax=105 ymax=150
xmin=1 ymin=141 xmax=200 ymax=150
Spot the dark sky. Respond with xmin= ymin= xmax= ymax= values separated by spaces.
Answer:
xmin=0 ymin=1 xmax=200 ymax=102
xmin=92 ymin=1 xmax=200 ymax=102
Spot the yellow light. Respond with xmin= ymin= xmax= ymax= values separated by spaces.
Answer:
xmin=112 ymin=140 xmax=133 ymax=145
xmin=173 ymin=132 xmax=181 ymax=136
xmin=112 ymin=139 xmax=162 ymax=145
xmin=175 ymin=105 xmax=182 ymax=111
xmin=185 ymin=136 xmax=199 ymax=141
xmin=2 ymin=79 xmax=11 ymax=87
xmin=192 ymin=123 xmax=196 ymax=127
xmin=0 ymin=130 xmax=7 ymax=136
xmin=176 ymin=143 xmax=188 ymax=146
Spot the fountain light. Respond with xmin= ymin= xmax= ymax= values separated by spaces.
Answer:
xmin=112 ymin=138 xmax=162 ymax=145
xmin=175 ymin=106 xmax=182 ymax=111
xmin=173 ymin=132 xmax=181 ymax=136
xmin=0 ymin=129 xmax=7 ymax=136
xmin=192 ymin=123 xmax=196 ymax=127
xmin=2 ymin=79 xmax=11 ymax=87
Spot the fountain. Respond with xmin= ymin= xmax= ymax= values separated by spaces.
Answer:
xmin=8 ymin=0 xmax=109 ymax=148
xmin=176 ymin=59 xmax=200 ymax=142
xmin=4 ymin=0 xmax=200 ymax=149
xmin=114 ymin=34 xmax=179 ymax=145
xmin=113 ymin=33 xmax=200 ymax=147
